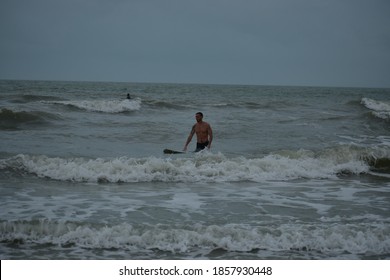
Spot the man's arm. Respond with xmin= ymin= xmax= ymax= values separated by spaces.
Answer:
xmin=183 ymin=125 xmax=195 ymax=151
xmin=207 ymin=124 xmax=213 ymax=149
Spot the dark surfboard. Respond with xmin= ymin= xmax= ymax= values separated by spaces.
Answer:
xmin=163 ymin=149 xmax=185 ymax=154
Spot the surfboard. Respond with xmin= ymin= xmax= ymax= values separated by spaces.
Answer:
xmin=163 ymin=149 xmax=185 ymax=154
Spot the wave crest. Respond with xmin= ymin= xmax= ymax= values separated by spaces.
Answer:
xmin=1 ymin=146 xmax=385 ymax=183
xmin=361 ymin=98 xmax=390 ymax=120
xmin=45 ymin=99 xmax=141 ymax=113
xmin=0 ymin=108 xmax=58 ymax=130
xmin=1 ymin=220 xmax=389 ymax=257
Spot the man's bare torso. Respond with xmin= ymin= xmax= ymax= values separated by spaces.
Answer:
xmin=193 ymin=121 xmax=211 ymax=143
xmin=184 ymin=112 xmax=213 ymax=151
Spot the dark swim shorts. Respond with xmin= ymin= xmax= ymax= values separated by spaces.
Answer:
xmin=195 ymin=141 xmax=209 ymax=152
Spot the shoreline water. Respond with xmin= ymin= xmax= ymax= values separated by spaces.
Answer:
xmin=1 ymin=80 xmax=389 ymax=259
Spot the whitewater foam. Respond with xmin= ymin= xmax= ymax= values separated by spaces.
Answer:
xmin=1 ymin=220 xmax=388 ymax=257
xmin=44 ymin=98 xmax=141 ymax=113
xmin=361 ymin=98 xmax=390 ymax=120
xmin=0 ymin=148 xmax=372 ymax=183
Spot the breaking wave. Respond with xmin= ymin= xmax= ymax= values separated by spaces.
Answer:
xmin=0 ymin=108 xmax=59 ymax=130
xmin=44 ymin=98 xmax=141 ymax=113
xmin=361 ymin=98 xmax=390 ymax=120
xmin=1 ymin=145 xmax=388 ymax=183
xmin=1 ymin=219 xmax=389 ymax=258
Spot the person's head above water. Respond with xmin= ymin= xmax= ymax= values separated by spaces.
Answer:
xmin=195 ymin=112 xmax=203 ymax=122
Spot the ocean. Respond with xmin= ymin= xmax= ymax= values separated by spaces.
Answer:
xmin=0 ymin=80 xmax=389 ymax=260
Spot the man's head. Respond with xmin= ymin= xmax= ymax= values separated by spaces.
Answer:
xmin=195 ymin=112 xmax=203 ymax=122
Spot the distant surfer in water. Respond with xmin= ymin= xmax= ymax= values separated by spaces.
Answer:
xmin=184 ymin=112 xmax=213 ymax=152
xmin=126 ymin=93 xmax=131 ymax=99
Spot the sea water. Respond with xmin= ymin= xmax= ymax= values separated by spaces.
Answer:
xmin=0 ymin=80 xmax=389 ymax=259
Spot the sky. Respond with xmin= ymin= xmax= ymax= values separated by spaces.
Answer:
xmin=0 ymin=0 xmax=389 ymax=88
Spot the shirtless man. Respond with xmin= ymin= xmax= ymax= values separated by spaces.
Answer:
xmin=183 ymin=112 xmax=213 ymax=152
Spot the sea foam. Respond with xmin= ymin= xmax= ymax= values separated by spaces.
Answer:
xmin=0 ymin=147 xmax=376 ymax=183
xmin=361 ymin=98 xmax=390 ymax=120
xmin=44 ymin=98 xmax=141 ymax=113
xmin=0 ymin=220 xmax=389 ymax=257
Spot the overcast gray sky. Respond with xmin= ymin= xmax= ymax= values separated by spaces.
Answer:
xmin=0 ymin=0 xmax=389 ymax=87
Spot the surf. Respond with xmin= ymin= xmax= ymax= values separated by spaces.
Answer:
xmin=361 ymin=97 xmax=390 ymax=120
xmin=0 ymin=108 xmax=60 ymax=130
xmin=44 ymin=98 xmax=141 ymax=113
xmin=2 ymin=145 xmax=387 ymax=183
xmin=1 ymin=219 xmax=388 ymax=258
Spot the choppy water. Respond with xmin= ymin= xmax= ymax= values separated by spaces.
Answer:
xmin=1 ymin=80 xmax=389 ymax=259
